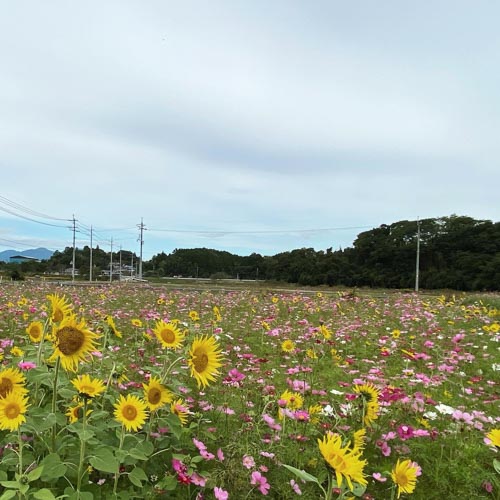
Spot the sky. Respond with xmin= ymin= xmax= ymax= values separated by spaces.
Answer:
xmin=1 ymin=1 xmax=499 ymax=260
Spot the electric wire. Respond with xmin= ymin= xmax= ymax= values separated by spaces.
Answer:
xmin=0 ymin=195 xmax=71 ymax=221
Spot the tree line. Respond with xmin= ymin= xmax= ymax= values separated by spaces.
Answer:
xmin=146 ymin=215 xmax=500 ymax=291
xmin=2 ymin=215 xmax=499 ymax=291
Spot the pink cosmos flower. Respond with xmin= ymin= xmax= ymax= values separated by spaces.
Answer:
xmin=214 ymin=486 xmax=229 ymax=500
xmin=242 ymin=455 xmax=255 ymax=469
xmin=18 ymin=361 xmax=36 ymax=370
xmin=217 ymin=448 xmax=225 ymax=461
xmin=250 ymin=471 xmax=270 ymax=495
xmin=397 ymin=425 xmax=415 ymax=440
xmin=290 ymin=479 xmax=302 ymax=494
xmin=372 ymin=472 xmax=387 ymax=482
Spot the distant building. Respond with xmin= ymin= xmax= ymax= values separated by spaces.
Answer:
xmin=9 ymin=255 xmax=40 ymax=264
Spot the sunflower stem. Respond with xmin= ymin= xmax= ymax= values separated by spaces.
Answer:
xmin=160 ymin=355 xmax=184 ymax=385
xmin=17 ymin=426 xmax=23 ymax=478
xmin=76 ymin=399 xmax=88 ymax=498
xmin=113 ymin=426 xmax=126 ymax=496
xmin=51 ymin=357 xmax=61 ymax=453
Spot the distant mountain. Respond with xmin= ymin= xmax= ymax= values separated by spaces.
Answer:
xmin=0 ymin=247 xmax=54 ymax=262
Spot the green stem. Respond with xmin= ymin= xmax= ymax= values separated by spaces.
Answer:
xmin=325 ymin=471 xmax=333 ymax=500
xmin=160 ymin=356 xmax=184 ymax=385
xmin=51 ymin=357 xmax=61 ymax=452
xmin=113 ymin=426 xmax=126 ymax=496
xmin=18 ymin=427 xmax=24 ymax=477
xmin=76 ymin=399 xmax=88 ymax=497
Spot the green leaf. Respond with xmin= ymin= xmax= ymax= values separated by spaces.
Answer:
xmin=27 ymin=465 xmax=44 ymax=482
xmin=351 ymin=481 xmax=367 ymax=496
xmin=128 ymin=448 xmax=148 ymax=461
xmin=282 ymin=464 xmax=320 ymax=484
xmin=0 ymin=471 xmax=7 ymax=481
xmin=158 ymin=475 xmax=177 ymax=491
xmin=0 ymin=490 xmax=17 ymax=500
xmin=0 ymin=481 xmax=20 ymax=489
xmin=128 ymin=467 xmax=148 ymax=487
xmin=134 ymin=439 xmax=154 ymax=457
xmin=33 ymin=489 xmax=57 ymax=500
xmin=494 ymin=459 xmax=500 ymax=474
xmin=89 ymin=447 xmax=119 ymax=474
xmin=40 ymin=453 xmax=67 ymax=481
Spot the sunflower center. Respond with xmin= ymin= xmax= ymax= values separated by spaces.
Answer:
xmin=395 ymin=471 xmax=409 ymax=487
xmin=53 ymin=308 xmax=64 ymax=323
xmin=0 ymin=378 xmax=14 ymax=398
xmin=193 ymin=353 xmax=209 ymax=373
xmin=56 ymin=326 xmax=85 ymax=355
xmin=331 ymin=453 xmax=348 ymax=472
xmin=5 ymin=403 xmax=20 ymax=419
xmin=148 ymin=388 xmax=162 ymax=405
xmin=30 ymin=326 xmax=42 ymax=339
xmin=123 ymin=404 xmax=138 ymax=421
xmin=161 ymin=328 xmax=176 ymax=344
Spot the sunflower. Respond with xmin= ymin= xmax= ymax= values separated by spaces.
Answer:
xmin=153 ymin=320 xmax=185 ymax=349
xmin=308 ymin=404 xmax=323 ymax=424
xmin=391 ymin=459 xmax=418 ymax=498
xmin=26 ymin=321 xmax=44 ymax=343
xmin=485 ymin=428 xmax=500 ymax=448
xmin=170 ymin=398 xmax=189 ymax=426
xmin=114 ymin=394 xmax=148 ymax=432
xmin=354 ymin=383 xmax=380 ymax=426
xmin=281 ymin=339 xmax=295 ymax=353
xmin=131 ymin=318 xmax=143 ymax=327
xmin=71 ymin=374 xmax=106 ymax=398
xmin=50 ymin=315 xmax=100 ymax=372
xmin=143 ymin=376 xmax=173 ymax=411
xmin=105 ymin=316 xmax=122 ymax=338
xmin=10 ymin=347 xmax=24 ymax=357
xmin=0 ymin=390 xmax=29 ymax=431
xmin=318 ymin=432 xmax=368 ymax=492
xmin=353 ymin=428 xmax=367 ymax=451
xmin=188 ymin=310 xmax=200 ymax=321
xmin=213 ymin=306 xmax=222 ymax=322
xmin=187 ymin=335 xmax=223 ymax=388
xmin=47 ymin=294 xmax=73 ymax=323
xmin=280 ymin=390 xmax=304 ymax=410
xmin=0 ymin=368 xmax=27 ymax=399
xmin=66 ymin=401 xmax=92 ymax=423
xmin=319 ymin=325 xmax=332 ymax=339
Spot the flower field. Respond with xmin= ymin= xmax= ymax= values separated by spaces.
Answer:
xmin=0 ymin=282 xmax=499 ymax=499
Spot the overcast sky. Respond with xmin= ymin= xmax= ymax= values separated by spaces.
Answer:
xmin=1 ymin=1 xmax=499 ymax=259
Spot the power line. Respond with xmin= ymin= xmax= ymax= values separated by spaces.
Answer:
xmin=0 ymin=205 xmax=70 ymax=228
xmin=147 ymin=225 xmax=373 ymax=236
xmin=0 ymin=195 xmax=70 ymax=221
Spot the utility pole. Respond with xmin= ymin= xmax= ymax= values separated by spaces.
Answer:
xmin=119 ymin=245 xmax=122 ymax=282
xmin=89 ymin=225 xmax=93 ymax=283
xmin=415 ymin=218 xmax=421 ymax=293
xmin=72 ymin=215 xmax=76 ymax=282
xmin=137 ymin=218 xmax=146 ymax=279
xmin=109 ymin=237 xmax=113 ymax=283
